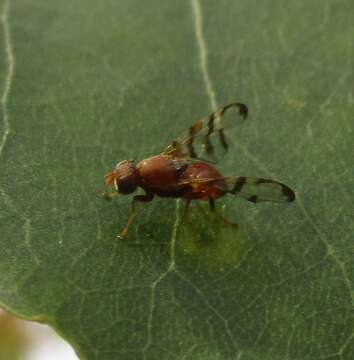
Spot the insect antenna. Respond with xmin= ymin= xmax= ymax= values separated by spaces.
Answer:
xmin=105 ymin=171 xmax=116 ymax=186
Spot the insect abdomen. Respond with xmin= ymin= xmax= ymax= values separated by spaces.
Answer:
xmin=179 ymin=163 xmax=227 ymax=200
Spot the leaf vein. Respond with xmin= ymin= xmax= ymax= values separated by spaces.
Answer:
xmin=0 ymin=0 xmax=13 ymax=159
xmin=143 ymin=200 xmax=180 ymax=354
xmin=0 ymin=0 xmax=17 ymax=216
xmin=191 ymin=0 xmax=217 ymax=110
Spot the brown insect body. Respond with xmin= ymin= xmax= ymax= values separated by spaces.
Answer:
xmin=178 ymin=162 xmax=227 ymax=200
xmin=104 ymin=102 xmax=295 ymax=239
xmin=137 ymin=155 xmax=187 ymax=196
xmin=136 ymin=155 xmax=225 ymax=200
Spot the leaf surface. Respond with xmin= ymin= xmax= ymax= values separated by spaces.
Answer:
xmin=0 ymin=0 xmax=353 ymax=359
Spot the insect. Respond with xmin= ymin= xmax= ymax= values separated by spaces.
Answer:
xmin=104 ymin=102 xmax=295 ymax=239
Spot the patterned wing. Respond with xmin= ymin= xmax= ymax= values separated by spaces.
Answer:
xmin=176 ymin=176 xmax=295 ymax=203
xmin=162 ymin=102 xmax=248 ymax=160
xmin=227 ymin=176 xmax=295 ymax=203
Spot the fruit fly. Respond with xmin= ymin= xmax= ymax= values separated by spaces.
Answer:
xmin=104 ymin=102 xmax=295 ymax=239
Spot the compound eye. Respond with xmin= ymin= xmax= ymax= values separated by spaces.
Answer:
xmin=117 ymin=175 xmax=137 ymax=194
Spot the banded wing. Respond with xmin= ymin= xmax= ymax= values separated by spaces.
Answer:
xmin=177 ymin=176 xmax=295 ymax=203
xmin=162 ymin=102 xmax=248 ymax=161
xmin=227 ymin=176 xmax=295 ymax=203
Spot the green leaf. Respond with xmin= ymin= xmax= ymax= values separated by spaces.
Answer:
xmin=1 ymin=0 xmax=353 ymax=359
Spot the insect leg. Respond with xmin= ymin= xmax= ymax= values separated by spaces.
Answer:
xmin=118 ymin=193 xmax=154 ymax=239
xmin=208 ymin=196 xmax=238 ymax=228
xmin=102 ymin=191 xmax=120 ymax=200
xmin=182 ymin=199 xmax=192 ymax=221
